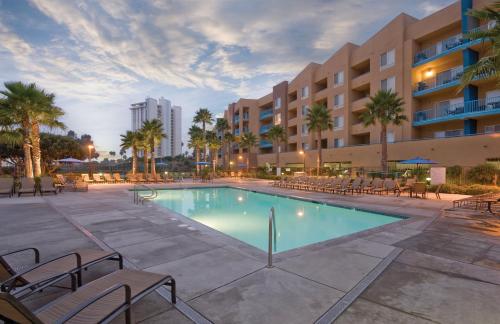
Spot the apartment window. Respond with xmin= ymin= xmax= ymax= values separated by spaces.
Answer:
xmin=275 ymin=97 xmax=281 ymax=109
xmin=334 ymin=94 xmax=344 ymax=109
xmin=333 ymin=116 xmax=344 ymax=130
xmin=301 ymin=86 xmax=309 ymax=99
xmin=485 ymin=124 xmax=500 ymax=134
xmin=434 ymin=129 xmax=464 ymax=138
xmin=274 ymin=113 xmax=281 ymax=125
xmin=302 ymin=143 xmax=310 ymax=150
xmin=333 ymin=138 xmax=344 ymax=148
xmin=301 ymin=124 xmax=308 ymax=135
xmin=387 ymin=131 xmax=395 ymax=143
xmin=381 ymin=76 xmax=396 ymax=92
xmin=334 ymin=71 xmax=344 ymax=87
xmin=301 ymin=105 xmax=309 ymax=116
xmin=380 ymin=49 xmax=395 ymax=70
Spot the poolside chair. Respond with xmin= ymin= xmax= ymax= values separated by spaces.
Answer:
xmin=412 ymin=182 xmax=427 ymax=198
xmin=92 ymin=174 xmax=105 ymax=183
xmin=103 ymin=173 xmax=115 ymax=183
xmin=18 ymin=178 xmax=36 ymax=197
xmin=39 ymin=177 xmax=57 ymax=196
xmin=347 ymin=177 xmax=363 ymax=194
xmin=334 ymin=178 xmax=352 ymax=195
xmin=54 ymin=174 xmax=70 ymax=192
xmin=81 ymin=174 xmax=93 ymax=184
xmin=399 ymin=178 xmax=416 ymax=196
xmin=0 ymin=178 xmax=14 ymax=198
xmin=365 ymin=178 xmax=383 ymax=194
xmin=0 ymin=248 xmax=123 ymax=296
xmin=135 ymin=173 xmax=146 ymax=183
xmin=0 ymin=269 xmax=175 ymax=324
xmin=147 ymin=174 xmax=157 ymax=183
xmin=113 ymin=173 xmax=125 ymax=183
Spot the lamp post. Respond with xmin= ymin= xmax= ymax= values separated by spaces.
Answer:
xmin=87 ymin=144 xmax=94 ymax=176
xmin=299 ymin=150 xmax=305 ymax=174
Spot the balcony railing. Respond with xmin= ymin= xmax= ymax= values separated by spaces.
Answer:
xmin=413 ymin=22 xmax=494 ymax=65
xmin=243 ymin=113 xmax=249 ymax=121
xmin=234 ymin=116 xmax=240 ymax=124
xmin=259 ymin=109 xmax=273 ymax=120
xmin=414 ymin=96 xmax=500 ymax=125
xmin=259 ymin=124 xmax=272 ymax=134
xmin=260 ymin=140 xmax=273 ymax=148
xmin=234 ymin=129 xmax=240 ymax=136
xmin=414 ymin=66 xmax=463 ymax=94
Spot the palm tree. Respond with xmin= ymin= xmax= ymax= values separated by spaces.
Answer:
xmin=238 ymin=132 xmax=258 ymax=173
xmin=361 ymin=90 xmax=407 ymax=174
xmin=206 ymin=130 xmax=221 ymax=175
xmin=188 ymin=125 xmax=204 ymax=175
xmin=223 ymin=132 xmax=235 ymax=170
xmin=193 ymin=108 xmax=213 ymax=161
xmin=306 ymin=103 xmax=332 ymax=176
xmin=460 ymin=1 xmax=500 ymax=88
xmin=120 ymin=131 xmax=143 ymax=174
xmin=215 ymin=118 xmax=229 ymax=167
xmin=141 ymin=119 xmax=166 ymax=177
xmin=267 ymin=125 xmax=287 ymax=176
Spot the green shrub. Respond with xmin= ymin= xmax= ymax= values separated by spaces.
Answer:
xmin=429 ymin=183 xmax=500 ymax=195
xmin=466 ymin=164 xmax=498 ymax=185
xmin=446 ymin=165 xmax=462 ymax=183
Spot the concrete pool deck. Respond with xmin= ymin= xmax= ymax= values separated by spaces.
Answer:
xmin=1 ymin=178 xmax=499 ymax=323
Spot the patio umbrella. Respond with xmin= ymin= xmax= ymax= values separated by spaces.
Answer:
xmin=400 ymin=157 xmax=438 ymax=168
xmin=57 ymin=157 xmax=85 ymax=163
xmin=194 ymin=161 xmax=210 ymax=165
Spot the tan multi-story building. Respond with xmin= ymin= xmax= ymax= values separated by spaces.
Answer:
xmin=223 ymin=0 xmax=500 ymax=170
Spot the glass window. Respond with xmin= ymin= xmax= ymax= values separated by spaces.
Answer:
xmin=334 ymin=138 xmax=344 ymax=148
xmin=274 ymin=113 xmax=281 ymax=125
xmin=381 ymin=76 xmax=395 ymax=92
xmin=275 ymin=97 xmax=281 ymax=109
xmin=334 ymin=71 xmax=344 ymax=86
xmin=380 ymin=49 xmax=395 ymax=69
xmin=301 ymin=86 xmax=309 ymax=99
xmin=334 ymin=94 xmax=344 ymax=108
xmin=301 ymin=105 xmax=309 ymax=116
xmin=301 ymin=124 xmax=308 ymax=135
xmin=333 ymin=116 xmax=344 ymax=129
xmin=387 ymin=131 xmax=395 ymax=143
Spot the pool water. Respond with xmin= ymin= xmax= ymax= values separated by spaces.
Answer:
xmin=152 ymin=187 xmax=402 ymax=253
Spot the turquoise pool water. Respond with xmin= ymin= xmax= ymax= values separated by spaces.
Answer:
xmin=153 ymin=187 xmax=402 ymax=253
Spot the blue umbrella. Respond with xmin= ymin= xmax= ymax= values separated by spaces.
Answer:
xmin=194 ymin=161 xmax=210 ymax=165
xmin=57 ymin=157 xmax=85 ymax=163
xmin=400 ymin=157 xmax=438 ymax=168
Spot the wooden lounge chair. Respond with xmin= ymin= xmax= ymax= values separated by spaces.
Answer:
xmin=0 ymin=248 xmax=123 ymax=295
xmin=18 ymin=178 xmax=36 ymax=197
xmin=147 ymin=174 xmax=156 ymax=183
xmin=399 ymin=178 xmax=416 ymax=196
xmin=411 ymin=182 xmax=427 ymax=198
xmin=0 ymin=178 xmax=14 ymax=198
xmin=334 ymin=178 xmax=352 ymax=195
xmin=54 ymin=174 xmax=70 ymax=192
xmin=365 ymin=178 xmax=383 ymax=194
xmin=39 ymin=177 xmax=57 ymax=196
xmin=347 ymin=177 xmax=363 ymax=194
xmin=92 ymin=174 xmax=105 ymax=183
xmin=135 ymin=173 xmax=146 ymax=183
xmin=81 ymin=174 xmax=93 ymax=184
xmin=103 ymin=173 xmax=115 ymax=183
xmin=0 ymin=269 xmax=175 ymax=324
xmin=113 ymin=173 xmax=125 ymax=183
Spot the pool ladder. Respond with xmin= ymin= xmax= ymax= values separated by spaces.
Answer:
xmin=133 ymin=184 xmax=158 ymax=205
xmin=267 ymin=207 xmax=277 ymax=268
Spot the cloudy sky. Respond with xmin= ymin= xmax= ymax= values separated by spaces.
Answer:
xmin=0 ymin=0 xmax=455 ymax=154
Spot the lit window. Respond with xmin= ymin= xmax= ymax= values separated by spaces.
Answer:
xmin=380 ymin=49 xmax=395 ymax=70
xmin=334 ymin=71 xmax=344 ymax=86
xmin=334 ymin=94 xmax=344 ymax=108
xmin=274 ymin=113 xmax=281 ymax=125
xmin=381 ymin=76 xmax=396 ymax=92
xmin=301 ymin=86 xmax=309 ymax=99
xmin=275 ymin=97 xmax=281 ymax=109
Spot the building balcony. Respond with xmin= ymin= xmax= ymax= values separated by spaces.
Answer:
xmin=413 ymin=22 xmax=494 ymax=66
xmin=234 ymin=128 xmax=240 ymax=136
xmin=351 ymin=97 xmax=370 ymax=112
xmin=288 ymin=134 xmax=297 ymax=143
xmin=243 ymin=112 xmax=249 ymax=121
xmin=351 ymin=72 xmax=370 ymax=89
xmin=234 ymin=116 xmax=240 ymax=124
xmin=260 ymin=140 xmax=273 ymax=148
xmin=313 ymin=87 xmax=329 ymax=101
xmin=413 ymin=66 xmax=463 ymax=97
xmin=259 ymin=109 xmax=273 ymax=120
xmin=259 ymin=124 xmax=272 ymax=134
xmin=413 ymin=96 xmax=500 ymax=126
xmin=351 ymin=122 xmax=368 ymax=135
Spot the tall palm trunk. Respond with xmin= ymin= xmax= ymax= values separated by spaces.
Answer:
xmin=212 ymin=149 xmax=217 ymax=176
xmin=222 ymin=144 xmax=226 ymax=170
xmin=317 ymin=130 xmax=322 ymax=176
xmin=31 ymin=122 xmax=42 ymax=177
xmin=22 ymin=120 xmax=33 ymax=178
xmin=195 ymin=147 xmax=200 ymax=175
xmin=380 ymin=125 xmax=388 ymax=174
xmin=132 ymin=146 xmax=137 ymax=175
xmin=275 ymin=141 xmax=280 ymax=176
xmin=150 ymin=141 xmax=156 ymax=177
xmin=227 ymin=142 xmax=232 ymax=170
xmin=143 ymin=148 xmax=149 ymax=176
xmin=202 ymin=123 xmax=207 ymax=161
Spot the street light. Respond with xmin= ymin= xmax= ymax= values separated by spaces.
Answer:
xmin=87 ymin=144 xmax=94 ymax=175
xmin=299 ymin=150 xmax=305 ymax=174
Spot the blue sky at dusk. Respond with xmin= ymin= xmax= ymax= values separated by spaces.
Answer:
xmin=0 ymin=0 xmax=455 ymax=153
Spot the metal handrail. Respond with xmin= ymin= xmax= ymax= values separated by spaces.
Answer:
xmin=133 ymin=184 xmax=158 ymax=205
xmin=267 ymin=207 xmax=277 ymax=268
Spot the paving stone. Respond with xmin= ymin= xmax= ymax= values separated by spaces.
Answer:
xmin=473 ymin=249 xmax=500 ymax=270
xmin=337 ymin=239 xmax=395 ymax=258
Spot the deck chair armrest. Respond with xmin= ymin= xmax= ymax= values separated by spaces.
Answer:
xmin=12 ymin=272 xmax=77 ymax=299
xmin=1 ymin=248 xmax=40 ymax=263
xmin=1 ymin=252 xmax=82 ymax=292
xmin=56 ymin=284 xmax=132 ymax=324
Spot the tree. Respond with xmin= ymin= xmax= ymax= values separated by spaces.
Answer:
xmin=193 ymin=108 xmax=213 ymax=161
xmin=206 ymin=130 xmax=221 ymax=175
xmin=361 ymin=90 xmax=407 ymax=173
xmin=215 ymin=118 xmax=230 ymax=168
xmin=460 ymin=1 xmax=500 ymax=88
xmin=223 ymin=132 xmax=236 ymax=170
xmin=141 ymin=119 xmax=165 ymax=177
xmin=188 ymin=125 xmax=205 ymax=175
xmin=267 ymin=125 xmax=287 ymax=176
xmin=40 ymin=133 xmax=83 ymax=174
xmin=120 ymin=131 xmax=143 ymax=174
xmin=306 ymin=103 xmax=332 ymax=176
xmin=238 ymin=132 xmax=258 ymax=173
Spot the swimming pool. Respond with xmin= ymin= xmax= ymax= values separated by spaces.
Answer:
xmin=152 ymin=187 xmax=402 ymax=253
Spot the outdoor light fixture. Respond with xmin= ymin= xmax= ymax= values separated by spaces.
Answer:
xmin=238 ymin=155 xmax=243 ymax=160
xmin=230 ymin=161 xmax=234 ymax=165
xmin=424 ymin=68 xmax=434 ymax=78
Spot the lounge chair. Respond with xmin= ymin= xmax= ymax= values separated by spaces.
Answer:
xmin=18 ymin=178 xmax=36 ymax=197
xmin=135 ymin=173 xmax=146 ymax=183
xmin=347 ymin=177 xmax=363 ymax=194
xmin=411 ymin=182 xmax=427 ymax=198
xmin=399 ymin=178 xmax=416 ymax=196
xmin=334 ymin=178 xmax=352 ymax=195
xmin=147 ymin=174 xmax=156 ymax=183
xmin=103 ymin=173 xmax=115 ymax=183
xmin=113 ymin=173 xmax=125 ymax=183
xmin=39 ymin=177 xmax=57 ymax=196
xmin=365 ymin=178 xmax=383 ymax=194
xmin=0 ymin=248 xmax=123 ymax=295
xmin=81 ymin=174 xmax=93 ymax=184
xmin=92 ymin=174 xmax=105 ymax=183
xmin=54 ymin=174 xmax=70 ymax=192
xmin=0 ymin=269 xmax=175 ymax=323
xmin=0 ymin=178 xmax=14 ymax=198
